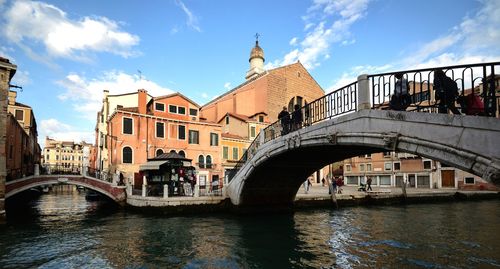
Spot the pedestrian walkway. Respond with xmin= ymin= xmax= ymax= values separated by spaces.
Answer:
xmin=295 ymin=184 xmax=499 ymax=202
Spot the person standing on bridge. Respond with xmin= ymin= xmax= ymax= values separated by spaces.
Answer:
xmin=292 ymin=104 xmax=303 ymax=131
xmin=366 ymin=177 xmax=373 ymax=192
xmin=434 ymin=69 xmax=461 ymax=115
xmin=278 ymin=106 xmax=290 ymax=135
xmin=389 ymin=72 xmax=411 ymax=111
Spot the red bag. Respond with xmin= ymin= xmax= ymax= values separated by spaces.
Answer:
xmin=465 ymin=94 xmax=484 ymax=115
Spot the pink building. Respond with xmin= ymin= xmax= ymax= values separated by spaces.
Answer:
xmin=105 ymin=90 xmax=222 ymax=187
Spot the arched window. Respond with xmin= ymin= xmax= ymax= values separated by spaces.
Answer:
xmin=206 ymin=155 xmax=212 ymax=169
xmin=198 ymin=155 xmax=205 ymax=168
xmin=122 ymin=147 xmax=133 ymax=163
xmin=178 ymin=150 xmax=186 ymax=157
xmin=156 ymin=149 xmax=164 ymax=157
xmin=170 ymin=150 xmax=176 ymax=154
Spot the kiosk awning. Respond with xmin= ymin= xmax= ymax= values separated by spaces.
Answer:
xmin=139 ymin=160 xmax=168 ymax=171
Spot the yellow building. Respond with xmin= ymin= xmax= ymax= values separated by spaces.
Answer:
xmin=43 ymin=137 xmax=94 ymax=172
xmin=218 ymin=112 xmax=269 ymax=183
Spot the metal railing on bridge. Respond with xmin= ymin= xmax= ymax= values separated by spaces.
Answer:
xmin=6 ymin=164 xmax=114 ymax=184
xmin=226 ymin=61 xmax=499 ymax=183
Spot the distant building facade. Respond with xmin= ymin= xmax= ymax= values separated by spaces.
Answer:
xmin=43 ymin=137 xmax=93 ymax=170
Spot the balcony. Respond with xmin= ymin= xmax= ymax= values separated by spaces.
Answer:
xmin=196 ymin=163 xmax=216 ymax=169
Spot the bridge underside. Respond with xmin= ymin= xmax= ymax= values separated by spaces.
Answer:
xmin=239 ymin=145 xmax=380 ymax=206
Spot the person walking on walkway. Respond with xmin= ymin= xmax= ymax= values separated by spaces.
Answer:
xmin=367 ymin=177 xmax=373 ymax=191
xmin=278 ymin=106 xmax=290 ymax=135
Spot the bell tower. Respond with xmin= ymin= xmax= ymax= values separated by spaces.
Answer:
xmin=245 ymin=33 xmax=265 ymax=80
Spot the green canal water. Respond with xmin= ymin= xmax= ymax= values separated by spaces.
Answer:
xmin=1 ymin=188 xmax=499 ymax=269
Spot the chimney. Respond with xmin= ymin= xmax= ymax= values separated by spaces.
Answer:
xmin=138 ymin=89 xmax=147 ymax=114
xmin=8 ymin=90 xmax=16 ymax=105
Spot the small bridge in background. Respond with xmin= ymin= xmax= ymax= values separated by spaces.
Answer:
xmin=5 ymin=165 xmax=126 ymax=205
xmin=227 ymin=62 xmax=500 ymax=207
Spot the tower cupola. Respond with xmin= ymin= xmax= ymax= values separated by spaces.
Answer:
xmin=245 ymin=34 xmax=265 ymax=80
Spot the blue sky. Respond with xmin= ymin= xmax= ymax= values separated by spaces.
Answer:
xmin=1 ymin=0 xmax=499 ymax=147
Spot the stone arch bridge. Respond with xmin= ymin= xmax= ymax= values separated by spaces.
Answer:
xmin=227 ymin=60 xmax=500 ymax=207
xmin=227 ymin=110 xmax=500 ymax=206
xmin=5 ymin=174 xmax=126 ymax=205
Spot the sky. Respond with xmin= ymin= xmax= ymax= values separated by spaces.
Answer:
xmin=1 ymin=0 xmax=499 ymax=147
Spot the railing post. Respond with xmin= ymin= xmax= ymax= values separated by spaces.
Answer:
xmin=34 ymin=164 xmax=39 ymax=176
xmin=163 ymin=184 xmax=169 ymax=198
xmin=357 ymin=74 xmax=371 ymax=110
xmin=142 ymin=175 xmax=147 ymax=197
xmin=127 ymin=184 xmax=132 ymax=196
xmin=194 ymin=184 xmax=200 ymax=197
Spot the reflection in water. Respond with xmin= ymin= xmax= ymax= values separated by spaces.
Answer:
xmin=0 ymin=188 xmax=499 ymax=268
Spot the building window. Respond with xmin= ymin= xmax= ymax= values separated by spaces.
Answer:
xmin=188 ymin=130 xmax=199 ymax=144
xmin=258 ymin=115 xmax=264 ymax=122
xmin=232 ymin=147 xmax=239 ymax=160
xmin=384 ymin=162 xmax=392 ymax=171
xmin=123 ymin=117 xmax=133 ymax=134
xmin=156 ymin=149 xmax=164 ymax=157
xmin=379 ymin=175 xmax=391 ymax=185
xmin=383 ymin=151 xmax=391 ymax=157
xmin=394 ymin=162 xmax=401 ymax=171
xmin=210 ymin=133 xmax=219 ymax=146
xmin=122 ymin=147 xmax=132 ymax=163
xmin=178 ymin=106 xmax=186 ymax=115
xmin=46 ymin=154 xmax=49 ymax=160
xmin=179 ymin=150 xmax=186 ymax=157
xmin=206 ymin=155 xmax=212 ymax=168
xmin=155 ymin=102 xmax=165 ymax=111
xmin=226 ymin=116 xmax=229 ymax=125
xmin=423 ymin=160 xmax=432 ymax=170
xmin=178 ymin=125 xmax=186 ymax=140
xmin=222 ymin=146 xmax=229 ymax=160
xmin=250 ymin=126 xmax=256 ymax=138
xmin=189 ymin=108 xmax=198 ymax=116
xmin=198 ymin=155 xmax=205 ymax=168
xmin=366 ymin=163 xmax=372 ymax=171
xmin=156 ymin=122 xmax=165 ymax=138
xmin=169 ymin=105 xmax=177 ymax=113
xmin=345 ymin=164 xmax=351 ymax=172
xmin=359 ymin=164 xmax=365 ymax=172
xmin=364 ymin=154 xmax=371 ymax=159
xmin=15 ymin=109 xmax=24 ymax=121
xmin=464 ymin=177 xmax=475 ymax=184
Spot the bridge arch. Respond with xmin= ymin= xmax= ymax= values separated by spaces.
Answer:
xmin=227 ymin=110 xmax=500 ymax=206
xmin=6 ymin=175 xmax=126 ymax=204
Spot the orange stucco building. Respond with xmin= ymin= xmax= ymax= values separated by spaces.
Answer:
xmin=105 ymin=90 xmax=222 ymax=187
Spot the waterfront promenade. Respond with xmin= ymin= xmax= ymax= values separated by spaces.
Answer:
xmin=295 ymin=184 xmax=500 ymax=207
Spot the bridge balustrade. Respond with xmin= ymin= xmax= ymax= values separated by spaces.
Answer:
xmin=226 ymin=62 xmax=499 ymax=183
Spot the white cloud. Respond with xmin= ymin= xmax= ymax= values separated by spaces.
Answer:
xmin=289 ymin=37 xmax=298 ymax=46
xmin=2 ymin=0 xmax=140 ymax=61
xmin=39 ymin=118 xmax=94 ymax=147
xmin=267 ymin=0 xmax=370 ymax=70
xmin=56 ymin=71 xmax=174 ymax=119
xmin=224 ymin=82 xmax=231 ymax=90
xmin=201 ymin=92 xmax=209 ymax=99
xmin=176 ymin=0 xmax=201 ymax=32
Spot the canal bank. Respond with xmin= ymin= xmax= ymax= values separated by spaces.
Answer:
xmin=124 ymin=185 xmax=500 ymax=214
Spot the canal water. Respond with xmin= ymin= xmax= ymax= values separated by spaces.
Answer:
xmin=1 ymin=187 xmax=499 ymax=269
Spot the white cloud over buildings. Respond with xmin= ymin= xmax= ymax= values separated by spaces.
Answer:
xmin=57 ymin=71 xmax=174 ymax=119
xmin=1 ymin=0 xmax=140 ymax=62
